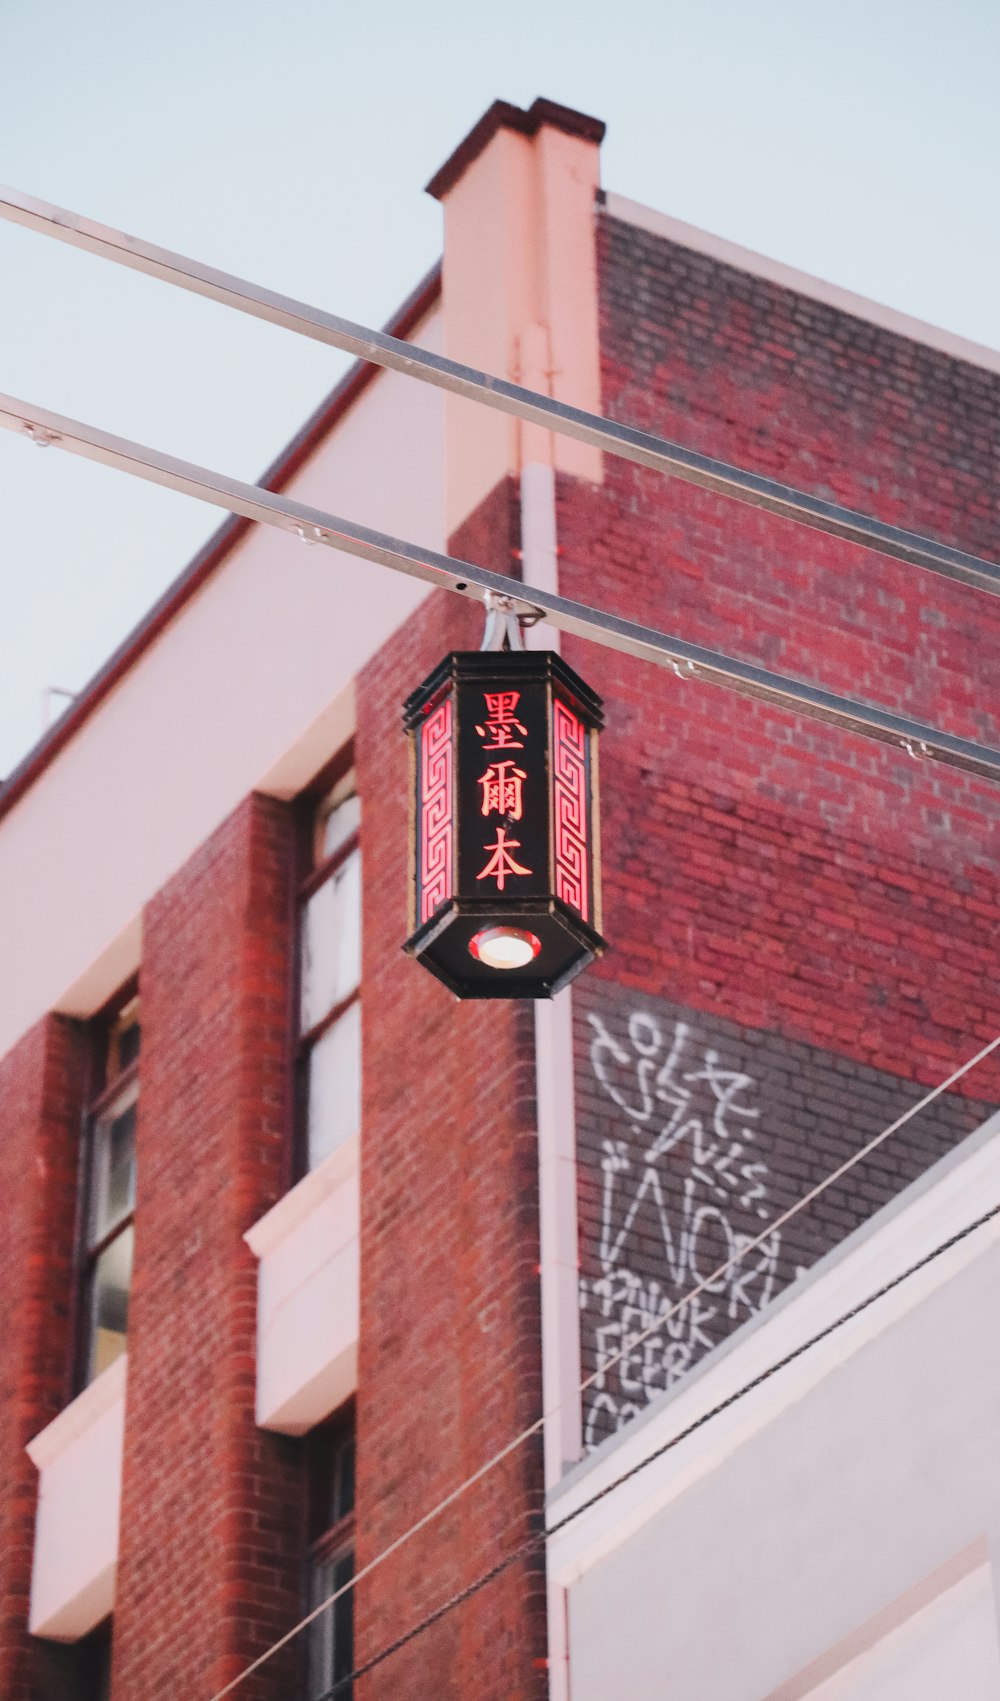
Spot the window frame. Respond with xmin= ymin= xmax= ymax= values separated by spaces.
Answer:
xmin=79 ymin=1616 xmax=113 ymax=1701
xmin=303 ymin=1405 xmax=357 ymax=1701
xmin=71 ymin=977 xmax=140 ymax=1396
xmin=292 ymin=745 xmax=361 ymax=1182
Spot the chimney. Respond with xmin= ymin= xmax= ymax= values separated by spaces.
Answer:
xmin=427 ymin=97 xmax=605 ymax=540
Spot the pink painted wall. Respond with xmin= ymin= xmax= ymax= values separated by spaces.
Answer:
xmin=0 ymin=309 xmax=443 ymax=1058
xmin=435 ymin=118 xmax=603 ymax=535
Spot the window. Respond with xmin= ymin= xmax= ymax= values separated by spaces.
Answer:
xmin=305 ymin=1412 xmax=356 ymax=1700
xmin=79 ymin=1618 xmax=112 ymax=1701
xmin=77 ymin=994 xmax=139 ymax=1388
xmin=296 ymin=769 xmax=361 ymax=1174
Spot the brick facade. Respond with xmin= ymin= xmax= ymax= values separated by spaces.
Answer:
xmin=3 ymin=141 xmax=1000 ymax=1701
xmin=560 ymin=206 xmax=1000 ymax=1450
xmin=0 ymin=1015 xmax=88 ymax=1701
xmin=354 ymin=485 xmax=548 ymax=1699
xmin=111 ymin=794 xmax=303 ymax=1698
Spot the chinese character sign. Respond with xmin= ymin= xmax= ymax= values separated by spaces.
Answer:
xmin=476 ymin=692 xmax=528 ymax=750
xmin=404 ymin=650 xmax=606 ymax=999
xmin=457 ymin=671 xmax=549 ymax=910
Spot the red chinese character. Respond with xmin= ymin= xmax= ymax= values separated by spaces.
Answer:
xmin=476 ymin=828 xmax=532 ymax=891
xmin=476 ymin=690 xmax=528 ymax=751
xmin=478 ymin=760 xmax=527 ymax=820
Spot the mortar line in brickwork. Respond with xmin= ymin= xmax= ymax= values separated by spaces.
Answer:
xmin=310 ymin=1191 xmax=1000 ymax=1700
xmin=208 ymin=1027 xmax=1000 ymax=1700
xmin=4 ymin=393 xmax=1000 ymax=790
xmin=1 ymin=182 xmax=999 ymax=598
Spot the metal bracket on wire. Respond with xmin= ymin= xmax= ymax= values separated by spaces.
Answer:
xmin=23 ymin=421 xmax=59 ymax=449
xmin=480 ymin=589 xmax=544 ymax=652
xmin=4 ymin=180 xmax=1000 ymax=600
xmin=4 ymin=392 xmax=1000 ymax=789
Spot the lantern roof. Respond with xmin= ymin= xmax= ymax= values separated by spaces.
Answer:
xmin=402 ymin=648 xmax=604 ymax=732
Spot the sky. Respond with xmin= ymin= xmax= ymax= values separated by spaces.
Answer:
xmin=0 ymin=0 xmax=998 ymax=778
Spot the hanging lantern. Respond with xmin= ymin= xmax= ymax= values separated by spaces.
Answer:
xmin=403 ymin=648 xmax=606 ymax=998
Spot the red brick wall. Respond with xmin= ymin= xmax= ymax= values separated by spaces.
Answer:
xmin=354 ymin=481 xmax=548 ymax=1699
xmin=111 ymin=794 xmax=303 ymax=1698
xmin=559 ymin=208 xmax=1000 ymax=1448
xmin=573 ymin=206 xmax=1000 ymax=852
xmin=0 ymin=1014 xmax=89 ymax=1701
xmin=573 ymin=204 xmax=1000 ymax=1057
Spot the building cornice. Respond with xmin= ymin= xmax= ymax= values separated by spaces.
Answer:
xmin=426 ymin=97 xmax=605 ymax=202
xmin=0 ymin=262 xmax=442 ymax=825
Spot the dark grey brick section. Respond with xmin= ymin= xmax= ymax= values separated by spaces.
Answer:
xmin=598 ymin=211 xmax=999 ymax=563
xmin=574 ymin=977 xmax=997 ymax=1451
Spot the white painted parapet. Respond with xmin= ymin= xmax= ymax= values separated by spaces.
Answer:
xmin=27 ymin=1354 xmax=126 ymax=1641
xmin=548 ymin=1111 xmax=1000 ymax=1701
xmin=245 ymin=1134 xmax=359 ymax=1435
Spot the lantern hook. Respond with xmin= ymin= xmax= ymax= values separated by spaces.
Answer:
xmin=480 ymin=589 xmax=541 ymax=652
xmin=23 ymin=421 xmax=58 ymax=449
xmin=294 ymin=522 xmax=325 ymax=545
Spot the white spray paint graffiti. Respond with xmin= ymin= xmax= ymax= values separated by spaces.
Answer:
xmin=580 ymin=1009 xmax=781 ymax=1449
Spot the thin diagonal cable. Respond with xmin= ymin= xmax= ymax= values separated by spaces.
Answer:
xmin=313 ymin=1194 xmax=1000 ymax=1699
xmin=208 ymin=1028 xmax=1000 ymax=1699
xmin=3 ymin=181 xmax=1000 ymax=598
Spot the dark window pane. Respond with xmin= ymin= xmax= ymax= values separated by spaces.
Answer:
xmin=335 ymin=1436 xmax=355 ymax=1524
xmin=332 ymin=1550 xmax=354 ymax=1690
xmin=86 ymin=1226 xmax=133 ymax=1383
xmin=308 ymin=1426 xmax=356 ymax=1542
xmin=80 ymin=1619 xmax=112 ymax=1701
xmin=117 ymin=1020 xmax=141 ymax=1072
xmin=306 ymin=1549 xmax=354 ymax=1700
xmin=89 ymin=1096 xmax=137 ymax=1244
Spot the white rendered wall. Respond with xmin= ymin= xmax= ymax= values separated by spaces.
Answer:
xmin=245 ymin=1134 xmax=359 ymax=1435
xmin=551 ymin=1113 xmax=1000 ymax=1701
xmin=0 ymin=309 xmax=443 ymax=1058
xmin=803 ymin=1565 xmax=1000 ymax=1701
xmin=27 ymin=1355 xmax=126 ymax=1641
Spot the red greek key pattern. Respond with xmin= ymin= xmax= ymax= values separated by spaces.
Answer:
xmin=553 ymin=699 xmax=589 ymax=921
xmin=420 ymin=698 xmax=453 ymax=923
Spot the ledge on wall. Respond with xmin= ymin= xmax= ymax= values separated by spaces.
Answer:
xmin=27 ymin=1354 xmax=126 ymax=1642
xmin=245 ymin=1134 xmax=360 ymax=1435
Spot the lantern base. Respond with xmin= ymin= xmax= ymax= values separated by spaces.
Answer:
xmin=404 ymin=898 xmax=607 ymax=1000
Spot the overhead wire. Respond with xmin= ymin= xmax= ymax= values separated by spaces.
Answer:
xmin=6 ymin=174 xmax=995 ymax=1701
xmin=312 ymin=1192 xmax=1000 ymax=1699
xmin=2 ymin=182 xmax=999 ymax=599
xmin=5 ymin=190 xmax=1000 ymax=795
xmin=208 ymin=1027 xmax=1000 ymax=1699
xmin=3 ymin=392 xmax=1000 ymax=793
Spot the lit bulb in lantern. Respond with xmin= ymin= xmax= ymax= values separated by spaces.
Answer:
xmin=469 ymin=926 xmax=542 ymax=971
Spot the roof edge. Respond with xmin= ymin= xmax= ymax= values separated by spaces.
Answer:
xmin=426 ymin=96 xmax=605 ymax=201
xmin=602 ymin=191 xmax=1000 ymax=378
xmin=0 ymin=261 xmax=442 ymax=824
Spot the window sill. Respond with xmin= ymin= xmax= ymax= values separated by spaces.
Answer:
xmin=245 ymin=1136 xmax=360 ymax=1435
xmin=26 ymin=1354 xmax=126 ymax=1640
xmin=245 ymin=1133 xmax=360 ymax=1259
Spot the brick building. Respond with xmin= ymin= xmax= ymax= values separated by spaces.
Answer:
xmin=3 ymin=96 xmax=1000 ymax=1699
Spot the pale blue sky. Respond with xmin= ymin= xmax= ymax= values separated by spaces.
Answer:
xmin=1 ymin=0 xmax=997 ymax=776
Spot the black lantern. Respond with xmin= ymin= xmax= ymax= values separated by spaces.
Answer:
xmin=403 ymin=649 xmax=606 ymax=998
